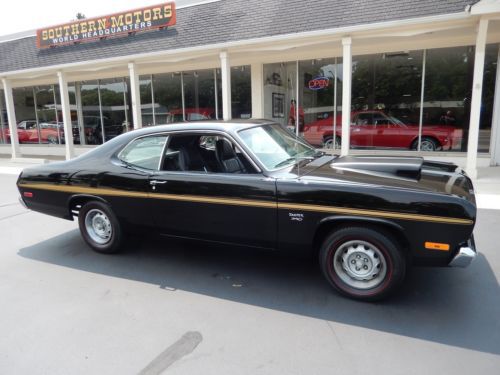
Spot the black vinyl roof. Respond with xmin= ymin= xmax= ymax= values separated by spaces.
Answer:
xmin=0 ymin=0 xmax=476 ymax=74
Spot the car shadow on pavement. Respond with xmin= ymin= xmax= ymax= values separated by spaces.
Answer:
xmin=18 ymin=228 xmax=500 ymax=356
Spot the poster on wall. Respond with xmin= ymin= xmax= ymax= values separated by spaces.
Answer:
xmin=272 ymin=93 xmax=285 ymax=118
xmin=36 ymin=2 xmax=176 ymax=48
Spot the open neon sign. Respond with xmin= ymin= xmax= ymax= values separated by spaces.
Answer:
xmin=308 ymin=76 xmax=330 ymax=91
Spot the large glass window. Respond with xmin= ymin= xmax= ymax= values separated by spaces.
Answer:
xmin=139 ymin=75 xmax=154 ymax=126
xmin=13 ymin=87 xmax=40 ymax=144
xmin=153 ymin=72 xmax=183 ymax=124
xmin=0 ymin=89 xmax=9 ymax=144
xmin=183 ymin=69 xmax=217 ymax=121
xmin=263 ymin=62 xmax=297 ymax=129
xmin=350 ymin=51 xmax=424 ymax=150
xmin=423 ymin=47 xmax=472 ymax=152
xmin=300 ymin=58 xmax=343 ymax=149
xmin=99 ymin=78 xmax=129 ymax=141
xmin=231 ymin=65 xmax=252 ymax=119
xmin=480 ymin=44 xmax=499 ymax=152
xmin=72 ymin=78 xmax=130 ymax=145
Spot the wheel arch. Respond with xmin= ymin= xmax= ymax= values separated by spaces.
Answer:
xmin=67 ymin=194 xmax=110 ymax=220
xmin=312 ymin=216 xmax=410 ymax=258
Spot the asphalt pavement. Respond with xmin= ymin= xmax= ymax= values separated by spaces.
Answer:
xmin=0 ymin=172 xmax=499 ymax=374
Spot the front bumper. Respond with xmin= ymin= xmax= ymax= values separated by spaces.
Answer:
xmin=449 ymin=237 xmax=477 ymax=268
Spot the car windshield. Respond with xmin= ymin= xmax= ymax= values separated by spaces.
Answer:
xmin=238 ymin=124 xmax=317 ymax=170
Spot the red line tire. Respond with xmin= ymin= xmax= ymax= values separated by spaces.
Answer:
xmin=319 ymin=226 xmax=406 ymax=301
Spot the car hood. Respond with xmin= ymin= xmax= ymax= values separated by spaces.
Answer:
xmin=289 ymin=155 xmax=475 ymax=202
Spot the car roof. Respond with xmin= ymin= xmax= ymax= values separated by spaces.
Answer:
xmin=129 ymin=119 xmax=275 ymax=137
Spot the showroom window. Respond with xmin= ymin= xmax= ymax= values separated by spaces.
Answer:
xmin=231 ymin=66 xmax=252 ymax=119
xmin=266 ymin=44 xmax=498 ymax=153
xmin=0 ymin=89 xmax=9 ymax=144
xmin=69 ymin=77 xmax=131 ymax=145
xmin=264 ymin=60 xmax=343 ymax=149
xmin=139 ymin=66 xmax=251 ymax=126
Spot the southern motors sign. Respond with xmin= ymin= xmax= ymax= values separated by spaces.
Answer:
xmin=36 ymin=2 xmax=176 ymax=48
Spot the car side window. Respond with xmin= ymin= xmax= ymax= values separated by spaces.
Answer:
xmin=161 ymin=133 xmax=258 ymax=174
xmin=119 ymin=136 xmax=168 ymax=170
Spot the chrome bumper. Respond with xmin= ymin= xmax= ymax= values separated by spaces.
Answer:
xmin=449 ymin=238 xmax=476 ymax=268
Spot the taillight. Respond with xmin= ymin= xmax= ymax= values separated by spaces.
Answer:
xmin=23 ymin=192 xmax=33 ymax=198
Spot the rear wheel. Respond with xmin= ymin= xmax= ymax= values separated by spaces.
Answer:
xmin=319 ymin=226 xmax=406 ymax=301
xmin=411 ymin=137 xmax=439 ymax=151
xmin=47 ymin=134 xmax=58 ymax=144
xmin=78 ymin=201 xmax=123 ymax=254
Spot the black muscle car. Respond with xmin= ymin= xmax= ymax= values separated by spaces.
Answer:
xmin=16 ymin=120 xmax=477 ymax=301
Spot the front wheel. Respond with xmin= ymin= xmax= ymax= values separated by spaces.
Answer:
xmin=78 ymin=201 xmax=123 ymax=254
xmin=319 ymin=226 xmax=406 ymax=301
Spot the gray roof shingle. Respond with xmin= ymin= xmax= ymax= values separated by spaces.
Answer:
xmin=0 ymin=0 xmax=477 ymax=74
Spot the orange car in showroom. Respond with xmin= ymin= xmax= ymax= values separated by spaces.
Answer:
xmin=303 ymin=111 xmax=462 ymax=151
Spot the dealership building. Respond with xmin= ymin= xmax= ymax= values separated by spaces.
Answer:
xmin=1 ymin=0 xmax=500 ymax=178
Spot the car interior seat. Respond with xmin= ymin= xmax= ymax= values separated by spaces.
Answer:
xmin=215 ymin=139 xmax=246 ymax=173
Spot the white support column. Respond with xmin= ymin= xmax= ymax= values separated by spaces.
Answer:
xmin=220 ymin=51 xmax=232 ymax=121
xmin=1 ymin=78 xmax=21 ymax=159
xmin=57 ymin=71 xmax=75 ymax=160
xmin=341 ymin=37 xmax=352 ymax=156
xmin=128 ymin=62 xmax=142 ymax=129
xmin=466 ymin=19 xmax=489 ymax=179
xmin=251 ymin=62 xmax=264 ymax=118
xmin=489 ymin=44 xmax=500 ymax=166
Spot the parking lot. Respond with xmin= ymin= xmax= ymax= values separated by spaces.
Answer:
xmin=1 ymin=171 xmax=499 ymax=374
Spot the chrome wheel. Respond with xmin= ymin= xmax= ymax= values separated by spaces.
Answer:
xmin=324 ymin=137 xmax=340 ymax=149
xmin=333 ymin=240 xmax=387 ymax=290
xmin=84 ymin=209 xmax=113 ymax=245
xmin=420 ymin=138 xmax=437 ymax=151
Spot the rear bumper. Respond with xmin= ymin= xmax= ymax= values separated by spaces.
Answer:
xmin=18 ymin=196 xmax=28 ymax=209
xmin=449 ymin=237 xmax=477 ymax=268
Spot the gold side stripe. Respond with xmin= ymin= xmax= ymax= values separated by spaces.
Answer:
xmin=19 ymin=183 xmax=473 ymax=225
xmin=278 ymin=202 xmax=472 ymax=225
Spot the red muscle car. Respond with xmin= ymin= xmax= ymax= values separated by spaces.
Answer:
xmin=304 ymin=111 xmax=462 ymax=151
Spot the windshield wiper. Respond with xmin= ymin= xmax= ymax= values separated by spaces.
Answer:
xmin=274 ymin=156 xmax=315 ymax=168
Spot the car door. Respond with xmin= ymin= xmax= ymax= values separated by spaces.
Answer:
xmin=148 ymin=132 xmax=277 ymax=249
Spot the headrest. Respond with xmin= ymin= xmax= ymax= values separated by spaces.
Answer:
xmin=215 ymin=139 xmax=234 ymax=159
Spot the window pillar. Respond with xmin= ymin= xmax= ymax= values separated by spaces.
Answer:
xmin=466 ymin=19 xmax=489 ymax=178
xmin=57 ymin=71 xmax=75 ymax=160
xmin=251 ymin=62 xmax=264 ymax=118
xmin=490 ymin=44 xmax=500 ymax=166
xmin=128 ymin=62 xmax=142 ymax=129
xmin=341 ymin=37 xmax=352 ymax=156
xmin=220 ymin=51 xmax=232 ymax=121
xmin=1 ymin=78 xmax=21 ymax=159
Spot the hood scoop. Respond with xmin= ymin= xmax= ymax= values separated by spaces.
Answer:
xmin=331 ymin=156 xmax=423 ymax=180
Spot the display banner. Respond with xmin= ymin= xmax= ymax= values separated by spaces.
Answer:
xmin=36 ymin=2 xmax=176 ymax=48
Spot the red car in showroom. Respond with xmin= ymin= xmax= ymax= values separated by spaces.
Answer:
xmin=5 ymin=120 xmax=64 ymax=144
xmin=303 ymin=111 xmax=462 ymax=151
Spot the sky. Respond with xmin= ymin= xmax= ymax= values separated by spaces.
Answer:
xmin=0 ymin=0 xmax=195 ymax=37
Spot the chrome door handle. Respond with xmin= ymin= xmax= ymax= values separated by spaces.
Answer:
xmin=150 ymin=180 xmax=167 ymax=185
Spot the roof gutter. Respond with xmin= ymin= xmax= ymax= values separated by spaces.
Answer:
xmin=1 ymin=10 xmax=473 ymax=78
